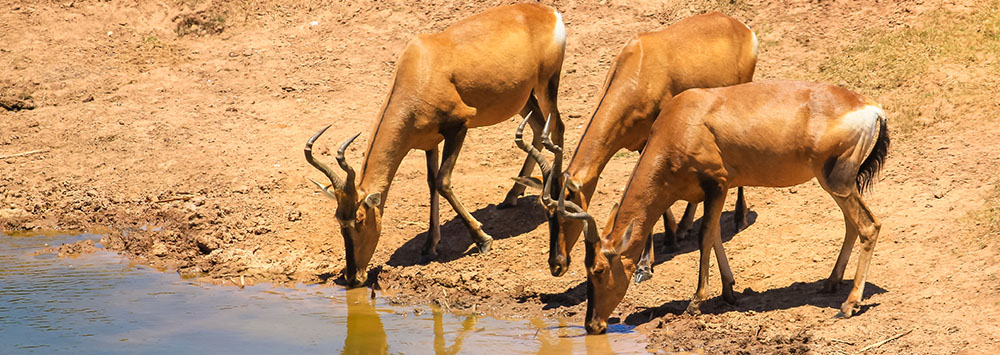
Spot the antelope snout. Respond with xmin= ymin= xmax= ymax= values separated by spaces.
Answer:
xmin=585 ymin=319 xmax=608 ymax=335
xmin=549 ymin=255 xmax=569 ymax=277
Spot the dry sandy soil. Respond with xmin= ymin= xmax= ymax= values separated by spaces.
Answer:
xmin=3 ymin=0 xmax=1000 ymax=353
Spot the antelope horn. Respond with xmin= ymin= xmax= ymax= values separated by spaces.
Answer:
xmin=540 ymin=114 xmax=563 ymax=208
xmin=540 ymin=114 xmax=561 ymax=155
xmin=305 ymin=125 xmax=346 ymax=191
xmin=558 ymin=174 xmax=599 ymax=243
xmin=337 ymin=132 xmax=362 ymax=196
xmin=514 ymin=111 xmax=551 ymax=177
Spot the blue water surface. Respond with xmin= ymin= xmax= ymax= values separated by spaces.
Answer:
xmin=0 ymin=233 xmax=647 ymax=354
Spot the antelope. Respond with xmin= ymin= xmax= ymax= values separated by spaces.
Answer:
xmin=514 ymin=11 xmax=758 ymax=280
xmin=558 ymin=80 xmax=890 ymax=334
xmin=304 ymin=3 xmax=567 ymax=287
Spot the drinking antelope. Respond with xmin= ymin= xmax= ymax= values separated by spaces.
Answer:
xmin=305 ymin=3 xmax=567 ymax=287
xmin=558 ymin=80 xmax=890 ymax=334
xmin=515 ymin=11 xmax=758 ymax=280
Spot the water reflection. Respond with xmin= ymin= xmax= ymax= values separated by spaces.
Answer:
xmin=1 ymin=233 xmax=651 ymax=353
xmin=433 ymin=309 xmax=477 ymax=354
xmin=343 ymin=288 xmax=387 ymax=354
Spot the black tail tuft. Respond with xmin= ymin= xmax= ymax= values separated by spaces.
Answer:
xmin=856 ymin=115 xmax=890 ymax=194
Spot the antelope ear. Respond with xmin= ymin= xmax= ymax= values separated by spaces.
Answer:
xmin=308 ymin=178 xmax=337 ymax=198
xmin=511 ymin=176 xmax=544 ymax=190
xmin=618 ymin=220 xmax=636 ymax=253
xmin=363 ymin=192 xmax=381 ymax=208
xmin=604 ymin=219 xmax=636 ymax=259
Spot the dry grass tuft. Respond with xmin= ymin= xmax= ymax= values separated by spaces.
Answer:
xmin=816 ymin=2 xmax=1000 ymax=134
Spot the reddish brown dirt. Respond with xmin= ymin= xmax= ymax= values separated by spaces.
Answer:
xmin=3 ymin=0 xmax=1000 ymax=353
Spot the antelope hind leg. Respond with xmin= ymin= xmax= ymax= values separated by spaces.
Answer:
xmin=661 ymin=209 xmax=680 ymax=253
xmin=437 ymin=124 xmax=494 ymax=254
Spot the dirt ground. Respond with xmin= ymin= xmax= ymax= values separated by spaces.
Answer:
xmin=3 ymin=0 xmax=1000 ymax=353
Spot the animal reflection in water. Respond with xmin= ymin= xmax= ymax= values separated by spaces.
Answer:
xmin=341 ymin=288 xmax=477 ymax=355
xmin=343 ymin=288 xmax=387 ymax=354
xmin=531 ymin=318 xmax=616 ymax=354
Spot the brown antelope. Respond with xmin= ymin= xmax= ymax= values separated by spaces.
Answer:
xmin=557 ymin=80 xmax=890 ymax=334
xmin=304 ymin=3 xmax=567 ymax=287
xmin=514 ymin=11 xmax=758 ymax=280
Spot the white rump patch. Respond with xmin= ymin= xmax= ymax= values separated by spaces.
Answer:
xmin=553 ymin=9 xmax=566 ymax=45
xmin=843 ymin=105 xmax=884 ymax=159
xmin=751 ymin=30 xmax=759 ymax=56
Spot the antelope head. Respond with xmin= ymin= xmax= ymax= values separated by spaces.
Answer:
xmin=514 ymin=114 xmax=591 ymax=277
xmin=516 ymin=114 xmax=572 ymax=276
xmin=305 ymin=126 xmax=382 ymax=287
xmin=555 ymin=176 xmax=636 ymax=334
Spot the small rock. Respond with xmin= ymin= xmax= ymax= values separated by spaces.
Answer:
xmin=151 ymin=242 xmax=169 ymax=257
xmin=460 ymin=271 xmax=477 ymax=282
xmin=286 ymin=209 xmax=302 ymax=222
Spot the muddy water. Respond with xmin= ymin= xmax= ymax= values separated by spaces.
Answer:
xmin=0 ymin=233 xmax=650 ymax=353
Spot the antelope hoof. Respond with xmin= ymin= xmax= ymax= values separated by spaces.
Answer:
xmin=419 ymin=248 xmax=439 ymax=264
xmin=820 ymin=280 xmax=840 ymax=294
xmin=496 ymin=199 xmax=517 ymax=209
xmin=475 ymin=235 xmax=494 ymax=254
xmin=722 ymin=289 xmax=738 ymax=305
xmin=685 ymin=300 xmax=703 ymax=315
xmin=734 ymin=214 xmax=749 ymax=232
xmin=496 ymin=191 xmax=521 ymax=209
xmin=633 ymin=267 xmax=653 ymax=284
xmin=837 ymin=301 xmax=860 ymax=318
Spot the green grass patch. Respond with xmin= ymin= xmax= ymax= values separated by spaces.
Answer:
xmin=613 ymin=151 xmax=638 ymax=159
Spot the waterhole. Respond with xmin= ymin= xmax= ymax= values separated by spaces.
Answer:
xmin=0 ymin=233 xmax=650 ymax=353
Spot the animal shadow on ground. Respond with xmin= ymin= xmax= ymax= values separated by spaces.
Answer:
xmin=530 ymin=210 xmax=758 ymax=310
xmin=651 ymin=210 xmax=758 ymax=266
xmin=387 ymin=195 xmax=547 ymax=267
xmin=621 ymin=280 xmax=888 ymax=327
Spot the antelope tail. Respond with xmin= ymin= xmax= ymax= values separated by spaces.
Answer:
xmin=856 ymin=113 xmax=890 ymax=194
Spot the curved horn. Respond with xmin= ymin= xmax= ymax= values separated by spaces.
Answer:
xmin=558 ymin=174 xmax=599 ymax=243
xmin=514 ymin=112 xmax=551 ymax=177
xmin=540 ymin=115 xmax=563 ymax=208
xmin=305 ymin=125 xmax=346 ymax=191
xmin=337 ymin=132 xmax=362 ymax=195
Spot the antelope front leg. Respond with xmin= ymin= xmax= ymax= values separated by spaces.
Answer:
xmin=422 ymin=147 xmax=442 ymax=261
xmin=662 ymin=209 xmax=680 ymax=253
xmin=438 ymin=125 xmax=494 ymax=254
xmin=734 ymin=186 xmax=749 ymax=231
xmin=633 ymin=232 xmax=655 ymax=284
